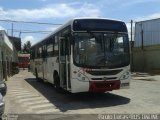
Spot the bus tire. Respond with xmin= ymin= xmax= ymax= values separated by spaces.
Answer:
xmin=54 ymin=73 xmax=60 ymax=90
xmin=35 ymin=68 xmax=40 ymax=82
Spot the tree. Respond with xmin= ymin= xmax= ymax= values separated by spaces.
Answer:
xmin=23 ymin=41 xmax=31 ymax=53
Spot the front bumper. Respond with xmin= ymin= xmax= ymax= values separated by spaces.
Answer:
xmin=0 ymin=82 xmax=7 ymax=96
xmin=89 ymin=80 xmax=120 ymax=92
xmin=0 ymin=102 xmax=5 ymax=115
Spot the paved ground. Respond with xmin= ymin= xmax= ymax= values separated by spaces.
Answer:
xmin=3 ymin=70 xmax=160 ymax=119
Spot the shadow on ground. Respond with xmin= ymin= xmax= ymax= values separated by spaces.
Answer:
xmin=25 ymin=78 xmax=130 ymax=112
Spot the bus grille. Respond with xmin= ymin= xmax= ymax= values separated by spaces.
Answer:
xmin=87 ymin=69 xmax=122 ymax=76
xmin=91 ymin=77 xmax=117 ymax=81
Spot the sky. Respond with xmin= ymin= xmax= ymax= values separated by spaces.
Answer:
xmin=1 ymin=0 xmax=160 ymax=45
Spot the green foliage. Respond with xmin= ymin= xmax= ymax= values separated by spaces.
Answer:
xmin=22 ymin=41 xmax=31 ymax=53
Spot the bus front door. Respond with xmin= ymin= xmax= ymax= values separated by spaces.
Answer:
xmin=59 ymin=37 xmax=70 ymax=90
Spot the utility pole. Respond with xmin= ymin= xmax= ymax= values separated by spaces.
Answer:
xmin=131 ymin=20 xmax=133 ymax=45
xmin=11 ymin=23 xmax=14 ymax=36
xmin=141 ymin=27 xmax=144 ymax=50
xmin=130 ymin=20 xmax=133 ymax=72
xmin=19 ymin=31 xmax=22 ymax=38
xmin=139 ymin=22 xmax=144 ymax=72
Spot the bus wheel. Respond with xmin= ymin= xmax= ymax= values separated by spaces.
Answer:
xmin=54 ymin=74 xmax=60 ymax=90
xmin=35 ymin=69 xmax=40 ymax=82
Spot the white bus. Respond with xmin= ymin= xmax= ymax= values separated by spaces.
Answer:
xmin=30 ymin=18 xmax=131 ymax=93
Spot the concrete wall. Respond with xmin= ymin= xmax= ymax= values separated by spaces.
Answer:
xmin=133 ymin=45 xmax=160 ymax=73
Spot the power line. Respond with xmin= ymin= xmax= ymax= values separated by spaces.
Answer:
xmin=7 ymin=29 xmax=52 ymax=38
xmin=0 ymin=19 xmax=62 ymax=25
xmin=7 ymin=29 xmax=52 ymax=33
xmin=20 ymin=31 xmax=49 ymax=34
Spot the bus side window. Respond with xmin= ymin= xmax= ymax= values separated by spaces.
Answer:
xmin=47 ymin=44 xmax=53 ymax=57
xmin=42 ymin=44 xmax=47 ymax=58
xmin=37 ymin=47 xmax=40 ymax=58
xmin=35 ymin=47 xmax=38 ymax=59
xmin=60 ymin=36 xmax=70 ymax=56
xmin=54 ymin=37 xmax=58 ymax=56
xmin=46 ymin=37 xmax=55 ymax=57
xmin=39 ymin=47 xmax=42 ymax=58
xmin=65 ymin=37 xmax=70 ymax=55
xmin=60 ymin=37 xmax=65 ymax=56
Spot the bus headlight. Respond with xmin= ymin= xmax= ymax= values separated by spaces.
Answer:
xmin=120 ymin=71 xmax=130 ymax=80
xmin=0 ymin=94 xmax=4 ymax=106
xmin=0 ymin=83 xmax=5 ymax=88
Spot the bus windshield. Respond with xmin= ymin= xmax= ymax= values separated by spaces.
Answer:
xmin=73 ymin=32 xmax=130 ymax=69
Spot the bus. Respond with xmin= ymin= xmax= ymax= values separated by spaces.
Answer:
xmin=30 ymin=18 xmax=131 ymax=93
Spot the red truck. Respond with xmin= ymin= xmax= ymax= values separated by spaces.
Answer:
xmin=18 ymin=54 xmax=30 ymax=69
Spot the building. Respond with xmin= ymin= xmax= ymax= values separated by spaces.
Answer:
xmin=9 ymin=36 xmax=21 ymax=51
xmin=133 ymin=18 xmax=160 ymax=73
xmin=0 ymin=30 xmax=18 ymax=80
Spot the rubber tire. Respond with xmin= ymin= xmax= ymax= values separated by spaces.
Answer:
xmin=35 ymin=69 xmax=40 ymax=82
xmin=54 ymin=74 xmax=61 ymax=90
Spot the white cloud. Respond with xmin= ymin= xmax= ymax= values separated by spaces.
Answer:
xmin=0 ymin=3 xmax=100 ymax=20
xmin=41 ymin=0 xmax=47 ymax=2
xmin=126 ymin=23 xmax=131 ymax=33
xmin=136 ymin=12 xmax=160 ymax=22
xmin=126 ymin=22 xmax=135 ymax=40
xmin=47 ymin=26 xmax=59 ymax=32
xmin=0 ymin=25 xmax=5 ymax=30
xmin=120 ymin=0 xmax=159 ymax=7
xmin=22 ymin=35 xmax=37 ymax=45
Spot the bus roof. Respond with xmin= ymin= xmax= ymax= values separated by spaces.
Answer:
xmin=31 ymin=18 xmax=125 ymax=48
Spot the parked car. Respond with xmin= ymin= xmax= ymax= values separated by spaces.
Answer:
xmin=0 ymin=93 xmax=5 ymax=118
xmin=0 ymin=80 xmax=7 ymax=96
